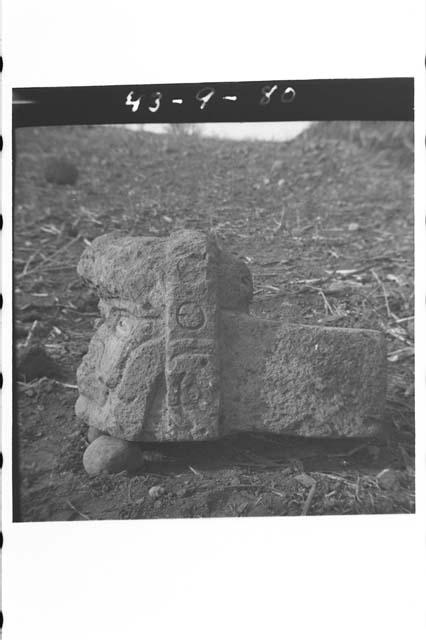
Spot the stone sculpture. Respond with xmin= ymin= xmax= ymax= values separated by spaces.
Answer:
xmin=75 ymin=230 xmax=387 ymax=475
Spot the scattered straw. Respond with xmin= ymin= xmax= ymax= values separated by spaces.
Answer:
xmin=66 ymin=500 xmax=90 ymax=520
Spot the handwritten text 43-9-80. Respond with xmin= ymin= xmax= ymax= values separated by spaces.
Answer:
xmin=124 ymin=84 xmax=296 ymax=113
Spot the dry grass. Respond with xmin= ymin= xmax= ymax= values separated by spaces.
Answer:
xmin=13 ymin=121 xmax=414 ymax=520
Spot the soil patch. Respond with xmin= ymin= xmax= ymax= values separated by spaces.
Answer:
xmin=13 ymin=122 xmax=414 ymax=520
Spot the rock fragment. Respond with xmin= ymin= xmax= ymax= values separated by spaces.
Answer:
xmin=83 ymin=436 xmax=144 ymax=476
xmin=148 ymin=485 xmax=166 ymax=499
xmin=74 ymin=230 xmax=388 ymax=476
xmin=377 ymin=468 xmax=400 ymax=490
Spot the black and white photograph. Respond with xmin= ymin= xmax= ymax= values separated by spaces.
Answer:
xmin=13 ymin=112 xmax=414 ymax=522
xmin=3 ymin=3 xmax=425 ymax=639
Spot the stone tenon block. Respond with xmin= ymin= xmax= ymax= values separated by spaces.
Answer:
xmin=75 ymin=230 xmax=386 ymax=473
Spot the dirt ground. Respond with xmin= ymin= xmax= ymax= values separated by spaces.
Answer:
xmin=13 ymin=121 xmax=415 ymax=521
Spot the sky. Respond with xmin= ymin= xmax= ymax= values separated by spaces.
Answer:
xmin=124 ymin=121 xmax=311 ymax=141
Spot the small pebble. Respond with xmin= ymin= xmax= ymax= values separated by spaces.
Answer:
xmin=148 ymin=485 xmax=165 ymax=499
xmin=294 ymin=473 xmax=315 ymax=488
xmin=83 ymin=436 xmax=144 ymax=476
xmin=377 ymin=468 xmax=399 ymax=490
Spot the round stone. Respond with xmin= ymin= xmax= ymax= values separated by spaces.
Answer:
xmin=148 ymin=485 xmax=165 ymax=499
xmin=176 ymin=302 xmax=205 ymax=329
xmin=83 ymin=435 xmax=144 ymax=476
xmin=376 ymin=468 xmax=400 ymax=490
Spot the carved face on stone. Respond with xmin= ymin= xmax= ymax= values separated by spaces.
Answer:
xmin=75 ymin=299 xmax=167 ymax=440
xmin=75 ymin=231 xmax=253 ymax=442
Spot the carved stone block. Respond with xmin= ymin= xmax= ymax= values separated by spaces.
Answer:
xmin=75 ymin=230 xmax=387 ymax=474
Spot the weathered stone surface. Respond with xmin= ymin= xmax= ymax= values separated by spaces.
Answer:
xmin=83 ymin=435 xmax=144 ymax=475
xmin=77 ymin=231 xmax=252 ymax=316
xmin=76 ymin=230 xmax=253 ymax=442
xmin=220 ymin=313 xmax=386 ymax=437
xmin=75 ymin=230 xmax=387 ymax=450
